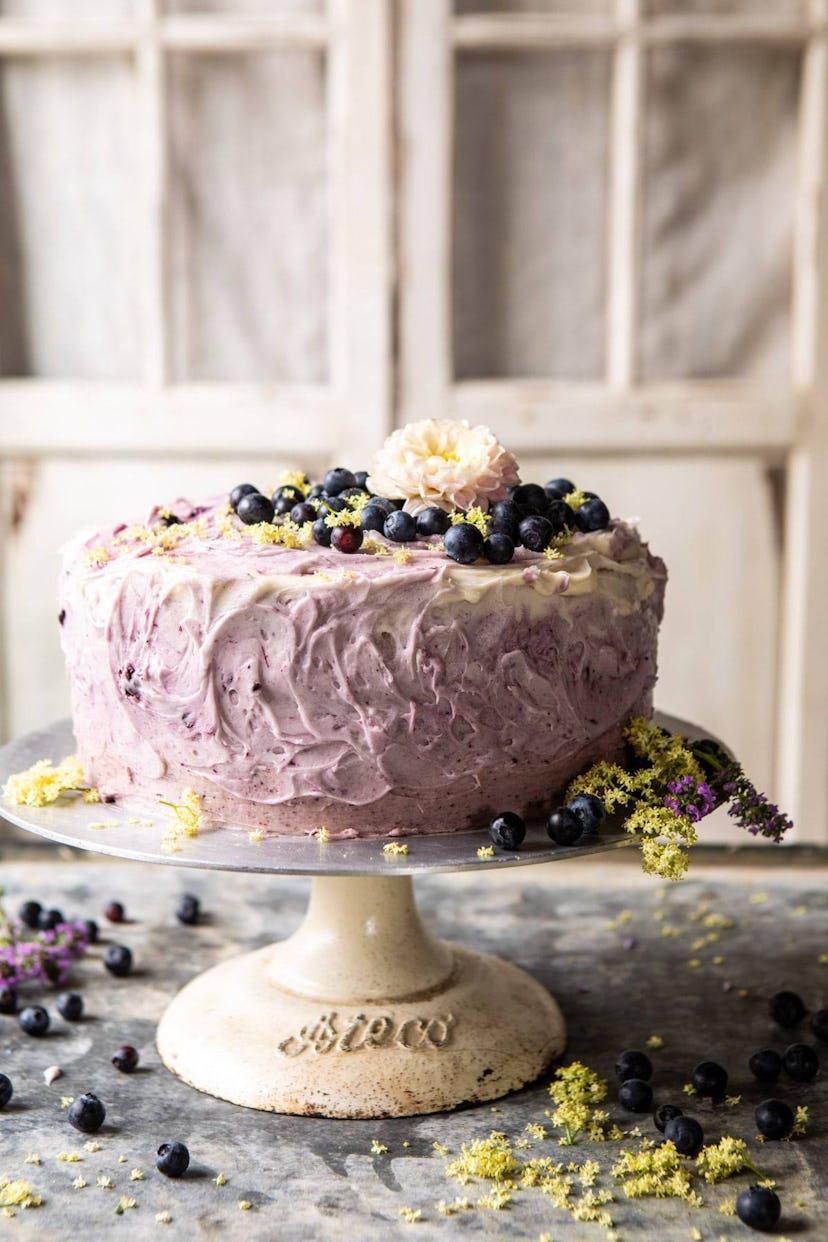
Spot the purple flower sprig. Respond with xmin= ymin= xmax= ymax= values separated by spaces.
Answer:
xmin=717 ymin=765 xmax=794 ymax=845
xmin=0 ymin=914 xmax=89 ymax=991
xmin=663 ymin=774 xmax=717 ymax=823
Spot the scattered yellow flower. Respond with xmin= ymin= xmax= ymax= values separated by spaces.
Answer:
xmin=476 ymin=845 xmax=495 ymax=860
xmin=382 ymin=842 xmax=408 ymax=858
xmin=370 ymin=1140 xmax=388 ymax=1156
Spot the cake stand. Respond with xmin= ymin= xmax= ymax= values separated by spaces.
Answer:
xmin=0 ymin=713 xmax=707 ymax=1119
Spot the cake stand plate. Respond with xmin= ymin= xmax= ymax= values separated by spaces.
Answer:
xmin=0 ymin=713 xmax=714 ymax=1119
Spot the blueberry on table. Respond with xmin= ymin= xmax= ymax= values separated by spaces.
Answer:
xmin=68 ymin=1093 xmax=106 ymax=1134
xmin=567 ymin=793 xmax=606 ymax=835
xmin=653 ymin=1103 xmax=682 ymax=1133
xmin=769 ymin=990 xmax=806 ymax=1028
xmin=749 ymin=1048 xmax=782 ymax=1083
xmin=444 ymin=524 xmax=484 ymax=565
xmin=83 ymin=919 xmax=99 ymax=944
xmin=331 ymin=527 xmax=364 ymax=555
xmin=236 ymin=492 xmax=275 ymax=526
xmin=176 ymin=895 xmax=200 ymax=926
xmin=736 ymin=1185 xmax=781 ymax=1232
xmin=546 ymin=808 xmax=582 ymax=846
xmin=782 ymin=1042 xmax=818 ymax=1082
xmin=0 ymin=987 xmax=17 ymax=1015
xmin=18 ymin=1006 xmax=50 ymax=1037
xmin=18 ymin=900 xmax=41 ymax=930
xmin=383 ymin=511 xmax=417 ymax=543
xmin=488 ymin=812 xmax=526 ymax=852
xmin=38 ymin=908 xmax=64 ymax=931
xmin=664 ymin=1115 xmax=704 ymax=1157
xmin=0 ymin=1073 xmax=12 ymax=1108
xmin=323 ymin=467 xmax=357 ymax=497
xmin=812 ymin=1008 xmax=828 ymax=1043
xmin=512 ymin=483 xmax=547 ymax=515
xmin=618 ymin=1078 xmax=653 ymax=1113
xmin=483 ymin=534 xmax=515 ymax=565
xmin=691 ymin=1060 xmax=728 ymax=1099
xmin=518 ymin=515 xmax=554 ymax=552
xmin=312 ymin=518 xmax=332 ymax=547
xmin=229 ymin=483 xmax=258 ymax=511
xmin=57 ymin=992 xmax=84 ymax=1022
xmin=754 ymin=1099 xmax=794 ymax=1140
xmin=112 ymin=1045 xmax=140 ymax=1073
xmin=544 ymin=477 xmax=575 ymax=501
xmin=156 ymin=1142 xmax=190 ymax=1178
xmin=104 ymin=901 xmax=125 ymax=924
xmin=615 ymin=1050 xmax=653 ymax=1082
xmin=575 ymin=498 xmax=610 ymax=532
xmin=103 ymin=945 xmax=133 ymax=978
xmin=415 ymin=506 xmax=450 ymax=538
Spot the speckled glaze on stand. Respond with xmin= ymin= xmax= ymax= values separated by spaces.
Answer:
xmin=0 ymin=712 xmax=708 ymax=1119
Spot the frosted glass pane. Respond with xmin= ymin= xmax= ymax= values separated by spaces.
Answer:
xmin=167 ymin=51 xmax=328 ymax=383
xmin=165 ymin=0 xmax=320 ymax=12
xmin=639 ymin=44 xmax=799 ymax=380
xmin=0 ymin=59 xmax=139 ymax=379
xmin=0 ymin=0 xmax=133 ymax=15
xmin=453 ymin=51 xmax=609 ymax=380
xmin=455 ymin=1 xmax=609 ymax=12
xmin=646 ymin=0 xmax=803 ymax=15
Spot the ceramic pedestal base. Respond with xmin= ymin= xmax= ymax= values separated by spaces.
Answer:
xmin=157 ymin=875 xmax=566 ymax=1118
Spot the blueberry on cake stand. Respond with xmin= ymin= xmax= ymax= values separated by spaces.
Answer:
xmin=0 ymin=713 xmax=698 ymax=1119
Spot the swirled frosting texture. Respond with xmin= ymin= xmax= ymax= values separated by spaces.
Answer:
xmin=59 ymin=503 xmax=666 ymax=837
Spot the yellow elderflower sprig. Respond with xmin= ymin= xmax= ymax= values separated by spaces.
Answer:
xmin=213 ymin=1171 xmax=227 ymax=1186
xmin=159 ymin=789 xmax=203 ymax=852
xmin=114 ymin=1197 xmax=137 ymax=1215
xmin=450 ymin=507 xmax=490 ymax=537
xmin=695 ymin=1137 xmax=760 ymax=1184
xmin=399 ymin=1206 xmax=423 ymax=1223
xmin=370 ymin=1140 xmax=388 ymax=1156
xmin=393 ymin=547 xmax=412 ymax=565
xmin=82 ymin=1140 xmax=101 ymax=1153
xmin=238 ymin=1200 xmax=253 ymax=1211
xmin=0 ymin=1177 xmax=42 ymax=1210
xmin=435 ymin=1197 xmax=471 ymax=1216
xmin=278 ymin=470 xmax=310 ymax=496
xmin=81 ymin=545 xmax=111 ymax=570
xmin=382 ymin=842 xmax=408 ymax=858
xmin=563 ymin=488 xmax=589 ymax=510
xmin=72 ymin=1176 xmax=87 ymax=1190
xmin=791 ymin=1105 xmax=808 ymax=1138
xmin=525 ymin=1123 xmax=548 ymax=1141
xmin=3 ymin=755 xmax=94 ymax=808
xmin=130 ymin=1169 xmax=144 ymax=1182
xmin=610 ymin=1140 xmax=701 ymax=1204
xmin=96 ymin=1175 xmax=114 ymax=1190
xmin=56 ymin=1152 xmax=82 ymax=1163
xmin=445 ymin=1132 xmax=519 ymax=1185
xmin=324 ymin=506 xmax=360 ymax=529
xmin=314 ymin=825 xmax=330 ymax=843
xmin=477 ymin=1185 xmax=512 ymax=1210
xmin=646 ymin=1035 xmax=664 ymax=1050
xmin=547 ymin=1062 xmax=608 ymax=1145
xmin=476 ymin=845 xmax=495 ymax=860
xmin=570 ymin=1187 xmax=614 ymax=1226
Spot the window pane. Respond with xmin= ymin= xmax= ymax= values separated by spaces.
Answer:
xmin=455 ymin=1 xmax=609 ymax=12
xmin=0 ymin=59 xmax=138 ymax=379
xmin=0 ymin=0 xmax=133 ymax=15
xmin=646 ymin=0 xmax=803 ymax=15
xmin=453 ymin=51 xmax=610 ymax=380
xmin=167 ymin=51 xmax=328 ymax=383
xmin=164 ymin=0 xmax=321 ymax=13
xmin=639 ymin=44 xmax=799 ymax=381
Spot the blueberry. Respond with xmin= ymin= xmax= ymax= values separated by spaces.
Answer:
xmin=0 ymin=987 xmax=17 ymax=1015
xmin=489 ymin=500 xmax=522 ymax=541
xmin=0 ymin=1073 xmax=12 ymax=1108
xmin=323 ymin=467 xmax=357 ymax=497
xmin=176 ymin=895 xmax=200 ymax=926
xmin=755 ymin=1099 xmax=794 ymax=1140
xmin=339 ymin=487 xmax=367 ymax=502
xmin=236 ymin=492 xmax=275 ymax=526
xmin=272 ymin=484 xmax=304 ymax=508
xmin=18 ymin=900 xmax=41 ymax=930
xmin=567 ymin=793 xmax=606 ymax=835
xmin=444 ymin=523 xmax=484 ymax=565
xmin=354 ymin=471 xmax=370 ymax=490
xmin=112 ymin=1045 xmax=139 ymax=1073
xmin=83 ymin=919 xmax=99 ymax=945
xmin=38 ymin=908 xmax=64 ymax=931
xmin=664 ymin=1115 xmax=704 ymax=1157
xmin=156 ymin=1141 xmax=190 ymax=1178
xmin=68 ymin=1092 xmax=106 ymax=1134
xmin=518 ymin=516 xmax=554 ymax=552
xmin=691 ymin=1060 xmax=728 ymax=1099
xmin=618 ymin=1078 xmax=653 ymax=1113
xmin=575 ymin=498 xmax=610 ymax=532
xmin=312 ymin=518 xmax=332 ymax=547
xmin=512 ymin=483 xmax=547 ymax=515
xmin=749 ymin=1049 xmax=782 ymax=1083
xmin=18 ymin=1006 xmax=50 ymax=1037
xmin=331 ymin=526 xmax=364 ymax=554
xmin=484 ymin=533 xmax=515 ymax=565
xmin=782 ymin=1042 xmax=818 ymax=1082
xmin=615 ymin=1050 xmax=653 ymax=1083
xmin=769 ymin=990 xmax=806 ymax=1028
xmin=544 ymin=477 xmax=575 ymax=501
xmin=229 ymin=483 xmax=258 ymax=511
xmin=290 ymin=502 xmax=317 ymax=525
xmin=383 ymin=511 xmax=416 ymax=543
xmin=361 ymin=504 xmax=390 ymax=533
xmin=489 ymin=812 xmax=526 ymax=851
xmin=103 ymin=945 xmax=133 ymax=978
xmin=546 ymin=499 xmax=573 ymax=535
xmin=57 ymin=992 xmax=84 ymax=1022
xmin=415 ymin=506 xmax=450 ymax=538
xmin=546 ymin=807 xmax=582 ymax=846
xmin=653 ymin=1103 xmax=682 ymax=1133
xmin=308 ymin=483 xmax=325 ymax=500
xmin=735 ymin=1185 xmax=781 ymax=1232
xmin=812 ymin=1008 xmax=828 ymax=1043
xmin=104 ymin=901 xmax=125 ymax=924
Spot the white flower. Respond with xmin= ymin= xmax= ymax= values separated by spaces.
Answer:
xmin=367 ymin=419 xmax=520 ymax=515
